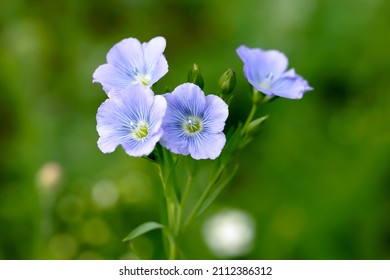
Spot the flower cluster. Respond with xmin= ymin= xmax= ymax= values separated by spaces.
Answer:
xmin=93 ymin=36 xmax=313 ymax=260
xmin=93 ymin=36 xmax=312 ymax=160
xmin=93 ymin=37 xmax=228 ymax=159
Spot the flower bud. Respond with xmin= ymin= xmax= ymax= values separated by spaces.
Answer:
xmin=188 ymin=63 xmax=204 ymax=89
xmin=218 ymin=68 xmax=236 ymax=97
xmin=246 ymin=115 xmax=268 ymax=137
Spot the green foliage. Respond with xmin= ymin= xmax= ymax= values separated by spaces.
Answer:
xmin=123 ymin=222 xmax=164 ymax=242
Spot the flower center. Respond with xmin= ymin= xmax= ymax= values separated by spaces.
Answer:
xmin=135 ymin=74 xmax=152 ymax=86
xmin=183 ymin=116 xmax=203 ymax=135
xmin=130 ymin=121 xmax=149 ymax=140
xmin=258 ymin=72 xmax=274 ymax=90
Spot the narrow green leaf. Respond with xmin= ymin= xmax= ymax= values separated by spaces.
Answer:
xmin=123 ymin=222 xmax=164 ymax=242
xmin=197 ymin=164 xmax=239 ymax=217
xmin=220 ymin=124 xmax=243 ymax=163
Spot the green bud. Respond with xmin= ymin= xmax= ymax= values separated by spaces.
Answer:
xmin=246 ymin=115 xmax=268 ymax=137
xmin=218 ymin=68 xmax=236 ymax=97
xmin=188 ymin=63 xmax=204 ymax=89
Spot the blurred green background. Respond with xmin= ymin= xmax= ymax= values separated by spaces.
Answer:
xmin=1 ymin=0 xmax=390 ymax=259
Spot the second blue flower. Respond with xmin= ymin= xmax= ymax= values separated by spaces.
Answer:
xmin=160 ymin=83 xmax=229 ymax=160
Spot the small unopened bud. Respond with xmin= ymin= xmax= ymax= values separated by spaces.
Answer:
xmin=246 ymin=115 xmax=268 ymax=137
xmin=188 ymin=63 xmax=204 ymax=89
xmin=218 ymin=68 xmax=236 ymax=97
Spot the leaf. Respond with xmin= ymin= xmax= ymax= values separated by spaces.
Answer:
xmin=123 ymin=222 xmax=164 ymax=242
xmin=196 ymin=164 xmax=239 ymax=217
xmin=219 ymin=124 xmax=243 ymax=164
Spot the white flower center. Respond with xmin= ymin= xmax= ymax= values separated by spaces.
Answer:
xmin=257 ymin=72 xmax=274 ymax=90
xmin=129 ymin=121 xmax=149 ymax=140
xmin=135 ymin=74 xmax=152 ymax=86
xmin=183 ymin=116 xmax=203 ymax=135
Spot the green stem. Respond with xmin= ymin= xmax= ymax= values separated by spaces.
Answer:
xmin=242 ymin=88 xmax=261 ymax=135
xmin=242 ymin=101 xmax=258 ymax=135
xmin=157 ymin=164 xmax=178 ymax=260
xmin=184 ymin=164 xmax=225 ymax=230
xmin=176 ymin=174 xmax=193 ymax=234
xmin=180 ymin=174 xmax=193 ymax=212
xmin=167 ymin=230 xmax=177 ymax=260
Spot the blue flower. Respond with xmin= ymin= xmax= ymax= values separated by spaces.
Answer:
xmin=160 ymin=83 xmax=228 ymax=160
xmin=96 ymin=84 xmax=166 ymax=157
xmin=93 ymin=36 xmax=168 ymax=96
xmin=236 ymin=45 xmax=313 ymax=99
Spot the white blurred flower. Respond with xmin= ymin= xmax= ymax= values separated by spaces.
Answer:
xmin=202 ymin=208 xmax=256 ymax=258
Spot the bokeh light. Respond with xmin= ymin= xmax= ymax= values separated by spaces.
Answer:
xmin=203 ymin=209 xmax=255 ymax=258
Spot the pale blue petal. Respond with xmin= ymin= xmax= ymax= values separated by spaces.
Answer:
xmin=93 ymin=64 xmax=136 ymax=95
xmin=96 ymin=97 xmax=130 ymax=153
xmin=237 ymin=46 xmax=288 ymax=82
xmin=142 ymin=36 xmax=167 ymax=73
xmin=175 ymin=83 xmax=207 ymax=117
xmin=236 ymin=46 xmax=258 ymax=68
xmin=189 ymin=132 xmax=226 ymax=160
xmin=160 ymin=129 xmax=190 ymax=156
xmin=203 ymin=95 xmax=229 ymax=133
xmin=257 ymin=49 xmax=288 ymax=79
xmin=150 ymin=56 xmax=169 ymax=85
xmin=148 ymin=95 xmax=167 ymax=135
xmin=119 ymin=84 xmax=155 ymax=121
xmin=122 ymin=133 xmax=161 ymax=157
xmin=97 ymin=136 xmax=122 ymax=153
xmin=271 ymin=76 xmax=313 ymax=99
xmin=106 ymin=38 xmax=143 ymax=74
xmin=237 ymin=46 xmax=262 ymax=87
xmin=162 ymin=83 xmax=206 ymax=120
xmin=282 ymin=68 xmax=296 ymax=78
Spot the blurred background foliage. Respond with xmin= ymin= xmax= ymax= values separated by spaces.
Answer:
xmin=1 ymin=0 xmax=390 ymax=259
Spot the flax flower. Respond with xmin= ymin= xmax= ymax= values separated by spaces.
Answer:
xmin=237 ymin=45 xmax=312 ymax=99
xmin=96 ymin=84 xmax=166 ymax=157
xmin=93 ymin=36 xmax=168 ymax=96
xmin=160 ymin=83 xmax=228 ymax=160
